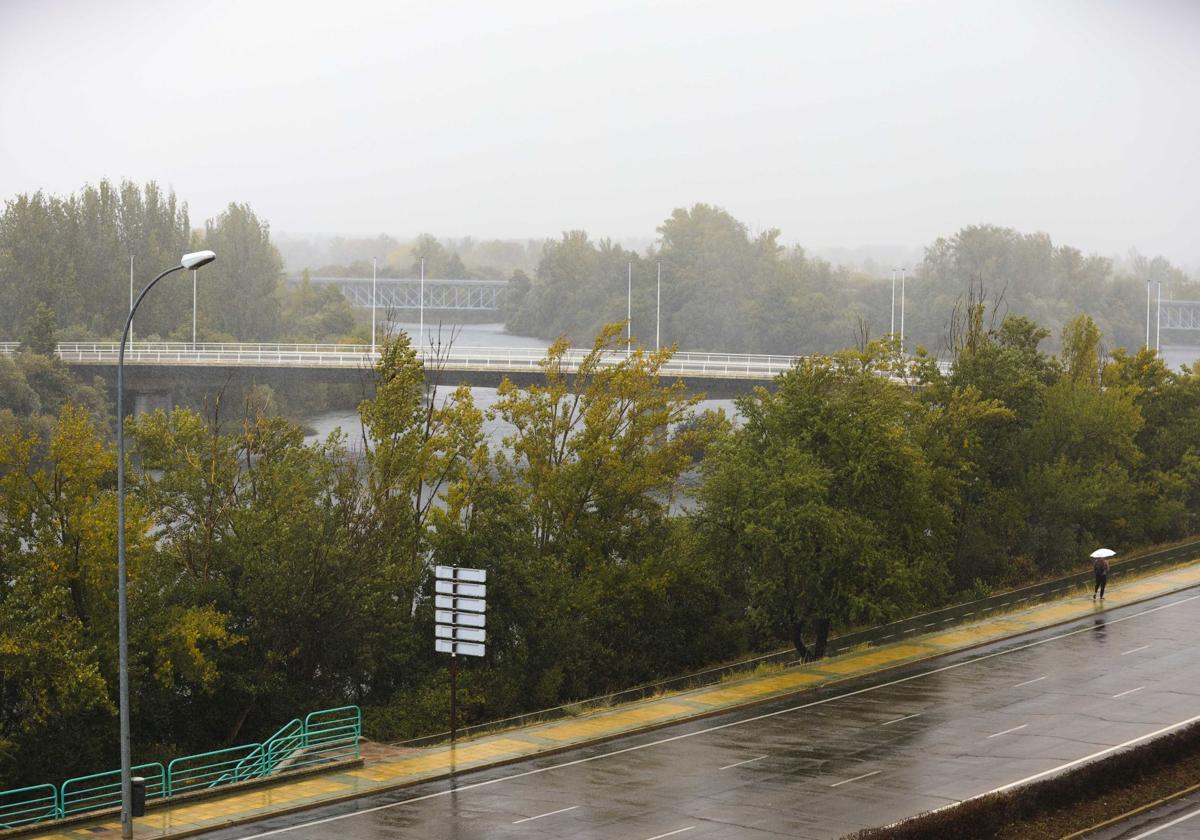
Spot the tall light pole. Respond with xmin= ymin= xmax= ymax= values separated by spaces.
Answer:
xmin=191 ymin=270 xmax=198 ymax=348
xmin=890 ymin=268 xmax=896 ymax=339
xmin=656 ymin=261 xmax=661 ymax=349
xmin=129 ymin=256 xmax=134 ymax=345
xmin=1156 ymin=280 xmax=1163 ymax=353
xmin=900 ymin=267 xmax=907 ymax=355
xmin=116 ymin=250 xmax=216 ymax=839
xmin=627 ymin=262 xmax=632 ymax=350
xmin=419 ymin=257 xmax=425 ymax=353
xmin=371 ymin=257 xmax=377 ymax=355
xmin=1145 ymin=279 xmax=1151 ymax=349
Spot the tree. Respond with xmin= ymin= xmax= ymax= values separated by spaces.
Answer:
xmin=700 ymin=341 xmax=948 ymax=658
xmin=19 ymin=303 xmax=57 ymax=356
xmin=198 ymin=203 xmax=284 ymax=340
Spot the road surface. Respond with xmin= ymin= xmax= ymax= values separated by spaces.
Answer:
xmin=195 ymin=587 xmax=1200 ymax=840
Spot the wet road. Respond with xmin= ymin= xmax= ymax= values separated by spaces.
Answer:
xmin=1086 ymin=792 xmax=1200 ymax=839
xmin=197 ymin=588 xmax=1200 ymax=840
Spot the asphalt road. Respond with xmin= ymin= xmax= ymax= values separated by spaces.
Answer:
xmin=195 ymin=587 xmax=1200 ymax=840
xmin=1085 ymin=792 xmax=1200 ymax=839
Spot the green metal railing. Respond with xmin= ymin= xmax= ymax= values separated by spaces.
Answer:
xmin=1 ymin=705 xmax=360 ymax=831
xmin=0 ymin=784 xmax=60 ymax=829
xmin=60 ymin=763 xmax=165 ymax=817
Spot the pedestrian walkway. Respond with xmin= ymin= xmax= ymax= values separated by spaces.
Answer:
xmin=29 ymin=560 xmax=1200 ymax=840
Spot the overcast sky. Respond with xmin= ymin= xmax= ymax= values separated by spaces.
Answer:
xmin=2 ymin=0 xmax=1197 ymax=265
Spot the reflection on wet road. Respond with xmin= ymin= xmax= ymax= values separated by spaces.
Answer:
xmin=197 ymin=589 xmax=1200 ymax=840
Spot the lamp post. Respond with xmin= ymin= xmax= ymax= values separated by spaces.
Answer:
xmin=371 ymin=257 xmax=377 ymax=356
xmin=627 ymin=262 xmax=632 ymax=351
xmin=656 ymin=261 xmax=661 ymax=349
xmin=900 ymin=267 xmax=907 ymax=355
xmin=1145 ymin=279 xmax=1151 ymax=350
xmin=116 ymin=250 xmax=215 ymax=839
xmin=191 ymin=270 xmax=197 ymax=349
xmin=419 ymin=257 xmax=425 ymax=353
xmin=1156 ymin=280 xmax=1162 ymax=354
xmin=890 ymin=268 xmax=896 ymax=339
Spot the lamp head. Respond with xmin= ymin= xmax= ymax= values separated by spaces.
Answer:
xmin=181 ymin=250 xmax=216 ymax=270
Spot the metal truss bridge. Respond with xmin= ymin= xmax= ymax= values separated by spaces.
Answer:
xmin=286 ymin=275 xmax=507 ymax=311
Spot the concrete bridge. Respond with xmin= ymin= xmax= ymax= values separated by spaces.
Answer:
xmin=0 ymin=341 xmax=793 ymax=400
xmin=286 ymin=275 xmax=508 ymax=311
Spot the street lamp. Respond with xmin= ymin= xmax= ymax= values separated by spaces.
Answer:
xmin=116 ymin=249 xmax=215 ymax=839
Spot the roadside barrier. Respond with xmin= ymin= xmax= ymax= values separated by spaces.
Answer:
xmin=396 ymin=538 xmax=1200 ymax=747
xmin=0 ymin=705 xmax=360 ymax=831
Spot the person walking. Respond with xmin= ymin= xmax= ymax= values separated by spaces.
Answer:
xmin=1093 ymin=554 xmax=1111 ymax=600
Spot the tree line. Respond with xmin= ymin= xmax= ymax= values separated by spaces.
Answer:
xmin=506 ymin=204 xmax=1195 ymax=356
xmin=0 ymin=180 xmax=356 ymax=345
xmin=3 ymin=304 xmax=1200 ymax=789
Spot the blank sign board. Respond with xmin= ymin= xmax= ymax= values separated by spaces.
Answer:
xmin=435 ymin=580 xmax=487 ymax=598
xmin=435 ymin=565 xmax=486 ymax=583
xmin=434 ymin=594 xmax=486 ymax=613
xmin=435 ymin=609 xmax=485 ymax=628
xmin=435 ymin=625 xmax=486 ymax=643
xmin=435 ymin=639 xmax=486 ymax=657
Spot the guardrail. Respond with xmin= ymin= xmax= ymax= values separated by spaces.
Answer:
xmin=0 ymin=342 xmax=20 ymax=356
xmin=0 ymin=785 xmax=59 ymax=830
xmin=0 ymin=705 xmax=359 ymax=831
xmin=396 ymin=538 xmax=1200 ymax=748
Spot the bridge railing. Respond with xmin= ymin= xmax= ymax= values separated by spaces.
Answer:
xmin=46 ymin=341 xmax=946 ymax=381
xmin=51 ymin=342 xmax=805 ymax=378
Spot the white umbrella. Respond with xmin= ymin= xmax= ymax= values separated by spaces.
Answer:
xmin=1090 ymin=548 xmax=1116 ymax=559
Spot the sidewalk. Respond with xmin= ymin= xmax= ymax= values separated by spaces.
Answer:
xmin=30 ymin=560 xmax=1200 ymax=840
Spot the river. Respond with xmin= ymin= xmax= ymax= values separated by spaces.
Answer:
xmin=302 ymin=321 xmax=738 ymax=452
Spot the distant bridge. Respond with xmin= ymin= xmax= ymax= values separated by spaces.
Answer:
xmin=286 ymin=275 xmax=508 ymax=311
xmin=1159 ymin=300 xmax=1200 ymax=331
xmin=0 ymin=341 xmax=792 ymax=399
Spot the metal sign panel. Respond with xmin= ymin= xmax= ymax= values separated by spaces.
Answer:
xmin=434 ymin=580 xmax=487 ymax=599
xmin=435 ymin=639 xmax=486 ymax=657
xmin=435 ymin=625 xmax=486 ymax=643
xmin=435 ymin=609 xmax=485 ymax=628
xmin=435 ymin=565 xmax=487 ymax=583
xmin=434 ymin=594 xmax=486 ymax=613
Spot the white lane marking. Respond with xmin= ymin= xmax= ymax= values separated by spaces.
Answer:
xmin=1126 ymin=804 xmax=1200 ymax=839
xmin=987 ymin=724 xmax=1028 ymax=738
xmin=1121 ymin=644 xmax=1151 ymax=656
xmin=643 ymin=828 xmax=695 ymax=840
xmin=881 ymin=713 xmax=921 ymax=726
xmin=719 ymin=754 xmax=768 ymax=771
xmin=233 ymin=592 xmax=1200 ymax=839
xmin=1114 ymin=686 xmax=1146 ymax=698
xmin=830 ymin=769 xmax=882 ymax=787
xmin=1013 ymin=675 xmax=1047 ymax=688
xmin=512 ymin=804 xmax=579 ymax=824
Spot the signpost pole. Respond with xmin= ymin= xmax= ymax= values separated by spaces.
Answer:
xmin=450 ymin=652 xmax=458 ymax=742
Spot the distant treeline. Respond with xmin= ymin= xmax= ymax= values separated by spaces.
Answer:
xmin=4 ymin=307 xmax=1200 ymax=789
xmin=4 ymin=185 xmax=1193 ymax=357
xmin=0 ymin=181 xmax=356 ymax=345
xmin=505 ymin=204 xmax=1194 ymax=356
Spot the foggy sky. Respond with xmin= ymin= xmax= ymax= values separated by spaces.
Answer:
xmin=2 ymin=0 xmax=1198 ymax=266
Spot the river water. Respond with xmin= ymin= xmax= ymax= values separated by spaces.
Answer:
xmin=303 ymin=321 xmax=738 ymax=450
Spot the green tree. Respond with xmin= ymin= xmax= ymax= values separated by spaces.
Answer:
xmin=700 ymin=341 xmax=949 ymax=658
